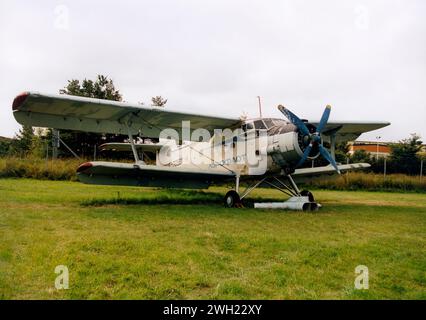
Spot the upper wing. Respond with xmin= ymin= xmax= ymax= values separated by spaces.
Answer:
xmin=310 ymin=121 xmax=390 ymax=143
xmin=12 ymin=92 xmax=241 ymax=138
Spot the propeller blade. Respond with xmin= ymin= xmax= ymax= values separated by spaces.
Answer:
xmin=296 ymin=144 xmax=312 ymax=168
xmin=316 ymin=105 xmax=331 ymax=134
xmin=319 ymin=144 xmax=340 ymax=174
xmin=278 ymin=105 xmax=310 ymax=136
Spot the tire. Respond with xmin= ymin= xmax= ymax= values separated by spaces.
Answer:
xmin=224 ymin=190 xmax=242 ymax=208
xmin=301 ymin=190 xmax=315 ymax=202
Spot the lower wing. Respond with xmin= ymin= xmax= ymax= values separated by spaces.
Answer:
xmin=292 ymin=163 xmax=370 ymax=183
xmin=76 ymin=161 xmax=235 ymax=189
xmin=76 ymin=161 xmax=369 ymax=188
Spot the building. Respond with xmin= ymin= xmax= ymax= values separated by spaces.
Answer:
xmin=347 ymin=141 xmax=391 ymax=158
xmin=348 ymin=141 xmax=426 ymax=159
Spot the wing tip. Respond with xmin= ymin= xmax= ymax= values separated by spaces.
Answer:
xmin=77 ymin=162 xmax=93 ymax=173
xmin=12 ymin=92 xmax=30 ymax=111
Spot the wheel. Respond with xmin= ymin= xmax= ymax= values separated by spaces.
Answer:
xmin=224 ymin=190 xmax=242 ymax=208
xmin=301 ymin=190 xmax=315 ymax=202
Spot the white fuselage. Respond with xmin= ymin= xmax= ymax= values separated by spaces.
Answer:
xmin=154 ymin=121 xmax=316 ymax=177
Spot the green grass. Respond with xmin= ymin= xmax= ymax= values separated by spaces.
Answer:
xmin=0 ymin=178 xmax=425 ymax=299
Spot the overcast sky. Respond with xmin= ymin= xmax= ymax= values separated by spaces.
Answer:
xmin=1 ymin=0 xmax=425 ymax=141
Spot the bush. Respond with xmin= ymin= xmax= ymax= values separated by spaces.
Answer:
xmin=0 ymin=157 xmax=81 ymax=181
xmin=306 ymin=172 xmax=426 ymax=192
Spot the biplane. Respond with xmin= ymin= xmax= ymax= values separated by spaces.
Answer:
xmin=12 ymin=92 xmax=390 ymax=210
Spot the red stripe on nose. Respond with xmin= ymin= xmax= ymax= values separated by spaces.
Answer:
xmin=77 ymin=162 xmax=93 ymax=173
xmin=12 ymin=92 xmax=29 ymax=110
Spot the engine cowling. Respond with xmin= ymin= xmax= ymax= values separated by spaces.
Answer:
xmin=267 ymin=126 xmax=320 ymax=168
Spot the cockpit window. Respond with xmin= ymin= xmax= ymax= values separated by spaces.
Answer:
xmin=263 ymin=119 xmax=275 ymax=129
xmin=242 ymin=122 xmax=254 ymax=131
xmin=272 ymin=119 xmax=287 ymax=127
xmin=254 ymin=120 xmax=267 ymax=130
xmin=242 ymin=118 xmax=290 ymax=136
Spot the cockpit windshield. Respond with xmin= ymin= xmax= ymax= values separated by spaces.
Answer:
xmin=242 ymin=118 xmax=292 ymax=135
xmin=253 ymin=120 xmax=267 ymax=130
xmin=271 ymin=119 xmax=288 ymax=127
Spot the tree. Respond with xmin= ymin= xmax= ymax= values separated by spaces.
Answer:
xmin=335 ymin=142 xmax=350 ymax=164
xmin=56 ymin=75 xmax=126 ymax=158
xmin=151 ymin=96 xmax=167 ymax=107
xmin=59 ymin=75 xmax=123 ymax=101
xmin=9 ymin=126 xmax=34 ymax=157
xmin=351 ymin=149 xmax=371 ymax=163
xmin=389 ymin=134 xmax=423 ymax=175
xmin=0 ymin=136 xmax=12 ymax=157
xmin=29 ymin=128 xmax=49 ymax=158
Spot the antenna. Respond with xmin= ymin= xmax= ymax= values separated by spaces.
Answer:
xmin=257 ymin=96 xmax=263 ymax=118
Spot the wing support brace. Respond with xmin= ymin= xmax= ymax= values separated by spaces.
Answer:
xmin=323 ymin=126 xmax=342 ymax=161
xmin=330 ymin=133 xmax=336 ymax=161
xmin=126 ymin=125 xmax=140 ymax=163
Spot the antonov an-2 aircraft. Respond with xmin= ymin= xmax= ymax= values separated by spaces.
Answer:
xmin=12 ymin=92 xmax=390 ymax=210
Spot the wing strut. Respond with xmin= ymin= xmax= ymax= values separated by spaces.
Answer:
xmin=126 ymin=125 xmax=140 ymax=164
xmin=330 ymin=132 xmax=336 ymax=161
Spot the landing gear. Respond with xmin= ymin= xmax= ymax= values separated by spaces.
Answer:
xmin=224 ymin=190 xmax=243 ymax=208
xmin=301 ymin=190 xmax=315 ymax=203
xmin=225 ymin=174 xmax=319 ymax=211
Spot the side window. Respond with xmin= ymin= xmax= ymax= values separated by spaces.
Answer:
xmin=254 ymin=120 xmax=267 ymax=130
xmin=242 ymin=122 xmax=254 ymax=131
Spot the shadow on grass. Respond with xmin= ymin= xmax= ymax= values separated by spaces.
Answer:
xmin=80 ymin=189 xmax=281 ymax=207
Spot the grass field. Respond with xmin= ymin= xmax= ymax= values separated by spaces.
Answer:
xmin=0 ymin=179 xmax=425 ymax=299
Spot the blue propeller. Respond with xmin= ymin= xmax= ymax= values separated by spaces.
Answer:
xmin=278 ymin=105 xmax=340 ymax=174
